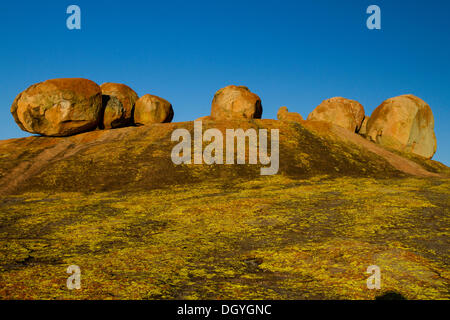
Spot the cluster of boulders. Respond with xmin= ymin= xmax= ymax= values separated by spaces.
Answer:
xmin=306 ymin=95 xmax=437 ymax=159
xmin=11 ymin=78 xmax=174 ymax=137
xmin=10 ymin=79 xmax=437 ymax=159
xmin=195 ymin=86 xmax=437 ymax=159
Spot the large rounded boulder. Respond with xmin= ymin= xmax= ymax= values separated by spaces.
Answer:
xmin=307 ymin=97 xmax=365 ymax=132
xmin=211 ymin=85 xmax=262 ymax=120
xmin=134 ymin=94 xmax=174 ymax=125
xmin=366 ymin=95 xmax=437 ymax=159
xmin=11 ymin=78 xmax=102 ymax=136
xmin=100 ymin=83 xmax=139 ymax=129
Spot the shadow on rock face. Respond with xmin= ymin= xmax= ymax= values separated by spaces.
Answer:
xmin=100 ymin=94 xmax=130 ymax=129
xmin=98 ymin=94 xmax=109 ymax=130
xmin=375 ymin=291 xmax=407 ymax=300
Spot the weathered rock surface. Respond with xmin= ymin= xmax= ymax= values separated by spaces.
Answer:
xmin=11 ymin=78 xmax=102 ymax=136
xmin=358 ymin=116 xmax=370 ymax=136
xmin=134 ymin=94 xmax=174 ymax=125
xmin=101 ymin=95 xmax=127 ymax=129
xmin=366 ymin=95 xmax=437 ymax=159
xmin=1 ymin=119 xmax=447 ymax=300
xmin=100 ymin=83 xmax=139 ymax=129
xmin=196 ymin=115 xmax=213 ymax=121
xmin=307 ymin=97 xmax=365 ymax=132
xmin=211 ymin=85 xmax=262 ymax=120
xmin=277 ymin=106 xmax=303 ymax=122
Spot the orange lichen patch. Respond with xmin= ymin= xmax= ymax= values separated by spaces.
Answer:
xmin=23 ymin=78 xmax=100 ymax=97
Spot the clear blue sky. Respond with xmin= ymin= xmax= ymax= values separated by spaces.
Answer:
xmin=1 ymin=0 xmax=449 ymax=164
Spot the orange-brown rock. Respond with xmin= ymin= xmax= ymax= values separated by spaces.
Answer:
xmin=358 ymin=116 xmax=370 ymax=136
xmin=100 ymin=95 xmax=127 ymax=129
xmin=277 ymin=106 xmax=303 ymax=122
xmin=211 ymin=85 xmax=262 ymax=120
xmin=100 ymin=83 xmax=139 ymax=129
xmin=134 ymin=94 xmax=174 ymax=125
xmin=196 ymin=115 xmax=213 ymax=121
xmin=366 ymin=95 xmax=437 ymax=159
xmin=11 ymin=78 xmax=102 ymax=136
xmin=307 ymin=97 xmax=365 ymax=132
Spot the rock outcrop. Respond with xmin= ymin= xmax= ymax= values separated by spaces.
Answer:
xmin=134 ymin=94 xmax=174 ymax=125
xmin=307 ymin=97 xmax=365 ymax=132
xmin=211 ymin=85 xmax=262 ymax=120
xmin=8 ymin=80 xmax=440 ymax=162
xmin=277 ymin=106 xmax=303 ymax=122
xmin=11 ymin=78 xmax=102 ymax=136
xmin=366 ymin=95 xmax=437 ymax=159
xmin=100 ymin=83 xmax=139 ymax=129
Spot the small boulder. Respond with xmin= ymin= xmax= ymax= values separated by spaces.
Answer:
xmin=100 ymin=83 xmax=139 ymax=129
xmin=277 ymin=106 xmax=303 ymax=122
xmin=11 ymin=78 xmax=102 ymax=136
xmin=134 ymin=94 xmax=174 ymax=125
xmin=196 ymin=115 xmax=213 ymax=121
xmin=211 ymin=85 xmax=262 ymax=120
xmin=366 ymin=95 xmax=437 ymax=159
xmin=358 ymin=116 xmax=370 ymax=136
xmin=307 ymin=97 xmax=365 ymax=132
xmin=101 ymin=95 xmax=127 ymax=129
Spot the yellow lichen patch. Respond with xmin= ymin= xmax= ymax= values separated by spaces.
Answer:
xmin=0 ymin=176 xmax=448 ymax=299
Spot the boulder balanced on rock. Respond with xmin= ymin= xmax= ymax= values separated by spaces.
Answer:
xmin=277 ymin=106 xmax=303 ymax=122
xmin=211 ymin=85 xmax=262 ymax=120
xmin=11 ymin=78 xmax=102 ymax=136
xmin=134 ymin=94 xmax=174 ymax=125
xmin=307 ymin=97 xmax=365 ymax=133
xmin=100 ymin=83 xmax=139 ymax=129
xmin=366 ymin=94 xmax=437 ymax=159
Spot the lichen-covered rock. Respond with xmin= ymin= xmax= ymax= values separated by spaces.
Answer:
xmin=100 ymin=95 xmax=127 ymax=129
xmin=277 ymin=106 xmax=303 ymax=122
xmin=134 ymin=94 xmax=174 ymax=125
xmin=11 ymin=78 xmax=102 ymax=136
xmin=366 ymin=95 xmax=437 ymax=159
xmin=100 ymin=83 xmax=139 ymax=129
xmin=307 ymin=97 xmax=365 ymax=132
xmin=211 ymin=85 xmax=262 ymax=120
